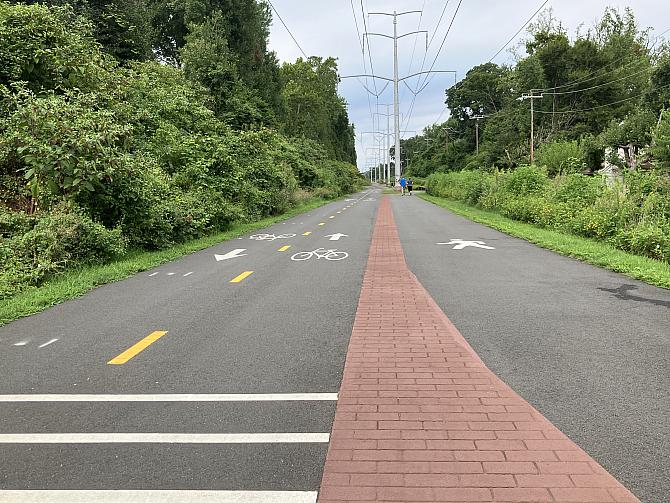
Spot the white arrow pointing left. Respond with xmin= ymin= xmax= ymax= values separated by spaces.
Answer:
xmin=215 ymin=249 xmax=248 ymax=261
xmin=325 ymin=233 xmax=348 ymax=241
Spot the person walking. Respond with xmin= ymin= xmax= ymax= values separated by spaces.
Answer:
xmin=399 ymin=177 xmax=406 ymax=195
xmin=407 ymin=178 xmax=413 ymax=195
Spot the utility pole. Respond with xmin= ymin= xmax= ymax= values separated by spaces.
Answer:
xmin=518 ymin=91 xmax=544 ymax=164
xmin=374 ymin=105 xmax=394 ymax=184
xmin=366 ymin=10 xmax=426 ymax=185
xmin=470 ymin=115 xmax=485 ymax=155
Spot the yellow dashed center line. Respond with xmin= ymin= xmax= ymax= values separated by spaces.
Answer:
xmin=303 ymin=231 xmax=312 ymax=236
xmin=107 ymin=331 xmax=168 ymax=365
xmin=230 ymin=271 xmax=254 ymax=283
xmin=277 ymin=245 xmax=291 ymax=252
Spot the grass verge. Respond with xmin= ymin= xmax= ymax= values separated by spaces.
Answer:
xmin=419 ymin=193 xmax=670 ymax=290
xmin=0 ymin=197 xmax=337 ymax=325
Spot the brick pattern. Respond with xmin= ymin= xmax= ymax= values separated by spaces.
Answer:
xmin=317 ymin=197 xmax=640 ymax=503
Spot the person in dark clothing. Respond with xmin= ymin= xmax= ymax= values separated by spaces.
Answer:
xmin=407 ymin=179 xmax=413 ymax=195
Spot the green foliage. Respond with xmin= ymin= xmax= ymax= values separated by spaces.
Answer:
xmin=535 ymin=141 xmax=585 ymax=176
xmin=652 ymin=110 xmax=670 ymax=171
xmin=0 ymin=3 xmax=108 ymax=92
xmin=403 ymin=6 xmax=666 ymax=175
xmin=1 ymin=91 xmax=131 ymax=208
xmin=1 ymin=203 xmax=125 ymax=299
xmin=427 ymin=166 xmax=670 ymax=263
xmin=0 ymin=1 xmax=361 ymax=303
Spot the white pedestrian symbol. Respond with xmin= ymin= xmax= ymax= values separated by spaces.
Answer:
xmin=437 ymin=239 xmax=495 ymax=250
xmin=325 ymin=233 xmax=348 ymax=241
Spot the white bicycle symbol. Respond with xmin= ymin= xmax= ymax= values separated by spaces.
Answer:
xmin=249 ymin=233 xmax=296 ymax=241
xmin=291 ymin=248 xmax=349 ymax=261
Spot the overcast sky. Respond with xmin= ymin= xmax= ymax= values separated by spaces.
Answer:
xmin=268 ymin=1 xmax=669 ymax=170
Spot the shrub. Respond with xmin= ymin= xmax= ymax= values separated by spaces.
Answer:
xmin=535 ymin=141 xmax=586 ymax=176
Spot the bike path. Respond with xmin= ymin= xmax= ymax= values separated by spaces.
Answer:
xmin=318 ymin=195 xmax=639 ymax=502
xmin=0 ymin=188 xmax=380 ymax=500
xmin=390 ymin=194 xmax=669 ymax=503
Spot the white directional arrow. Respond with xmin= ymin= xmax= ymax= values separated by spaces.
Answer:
xmin=325 ymin=233 xmax=348 ymax=241
xmin=214 ymin=249 xmax=248 ymax=261
xmin=437 ymin=239 xmax=495 ymax=250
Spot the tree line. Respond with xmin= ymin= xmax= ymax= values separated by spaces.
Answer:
xmin=0 ymin=0 xmax=362 ymax=299
xmin=402 ymin=8 xmax=670 ymax=177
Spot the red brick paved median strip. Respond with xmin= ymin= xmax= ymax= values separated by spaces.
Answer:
xmin=317 ymin=196 xmax=640 ymax=503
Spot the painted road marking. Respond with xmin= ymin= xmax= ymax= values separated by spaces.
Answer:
xmin=183 ymin=272 xmax=193 ymax=277
xmin=437 ymin=239 xmax=495 ymax=250
xmin=291 ymin=248 xmax=348 ymax=262
xmin=148 ymin=272 xmax=159 ymax=277
xmin=0 ymin=393 xmax=338 ymax=402
xmin=107 ymin=331 xmax=167 ymax=365
xmin=166 ymin=273 xmax=175 ymax=276
xmin=215 ymin=249 xmax=247 ymax=261
xmin=0 ymin=433 xmax=330 ymax=443
xmin=0 ymin=490 xmax=318 ymax=503
xmin=318 ymin=222 xmax=325 ymax=226
xmin=230 ymin=271 xmax=254 ymax=283
xmin=302 ymin=231 xmax=312 ymax=236
xmin=38 ymin=339 xmax=58 ymax=348
xmin=329 ymin=216 xmax=335 ymax=219
xmin=336 ymin=211 xmax=341 ymax=214
xmin=277 ymin=245 xmax=291 ymax=252
xmin=325 ymin=233 xmax=347 ymax=241
xmin=13 ymin=341 xmax=28 ymax=346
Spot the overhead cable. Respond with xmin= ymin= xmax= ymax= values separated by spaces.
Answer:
xmin=267 ymin=0 xmax=308 ymax=59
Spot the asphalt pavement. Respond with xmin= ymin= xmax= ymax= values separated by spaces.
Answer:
xmin=391 ymin=193 xmax=670 ymax=503
xmin=0 ymin=188 xmax=381 ymax=502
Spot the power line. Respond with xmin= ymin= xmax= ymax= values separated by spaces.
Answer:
xmin=400 ymin=0 xmax=427 ymax=104
xmin=401 ymin=0 xmax=462 ymax=133
xmin=416 ymin=0 xmax=464 ymax=93
xmin=535 ymin=81 xmax=670 ymax=114
xmin=542 ymin=66 xmax=652 ymax=96
xmin=400 ymin=0 xmax=451 ymax=132
xmin=538 ymin=25 xmax=670 ymax=92
xmin=488 ymin=0 xmax=550 ymax=63
xmin=267 ymin=0 xmax=308 ymax=59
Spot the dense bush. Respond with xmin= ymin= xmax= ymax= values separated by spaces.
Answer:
xmin=535 ymin=141 xmax=586 ymax=177
xmin=0 ymin=2 xmax=365 ymax=300
xmin=427 ymin=166 xmax=670 ymax=263
xmin=0 ymin=204 xmax=125 ymax=298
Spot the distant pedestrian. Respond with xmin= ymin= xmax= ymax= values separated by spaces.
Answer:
xmin=407 ymin=179 xmax=413 ymax=195
xmin=399 ymin=177 xmax=407 ymax=195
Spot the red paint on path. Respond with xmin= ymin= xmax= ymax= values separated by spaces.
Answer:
xmin=317 ymin=196 xmax=639 ymax=502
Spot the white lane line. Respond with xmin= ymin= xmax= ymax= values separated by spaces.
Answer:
xmin=13 ymin=341 xmax=28 ymax=346
xmin=0 ymin=433 xmax=330 ymax=443
xmin=38 ymin=339 xmax=58 ymax=348
xmin=148 ymin=272 xmax=159 ymax=277
xmin=0 ymin=490 xmax=317 ymax=503
xmin=0 ymin=393 xmax=338 ymax=402
xmin=183 ymin=272 xmax=193 ymax=277
xmin=166 ymin=272 xmax=175 ymax=276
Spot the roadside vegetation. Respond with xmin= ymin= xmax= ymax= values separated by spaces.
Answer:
xmin=0 ymin=1 xmax=366 ymax=308
xmin=392 ymin=7 xmax=670 ymax=284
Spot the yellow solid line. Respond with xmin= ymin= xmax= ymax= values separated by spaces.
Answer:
xmin=303 ymin=231 xmax=312 ymax=236
xmin=230 ymin=271 xmax=254 ymax=283
xmin=277 ymin=245 xmax=291 ymax=252
xmin=318 ymin=223 xmax=325 ymax=226
xmin=107 ymin=331 xmax=168 ymax=365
